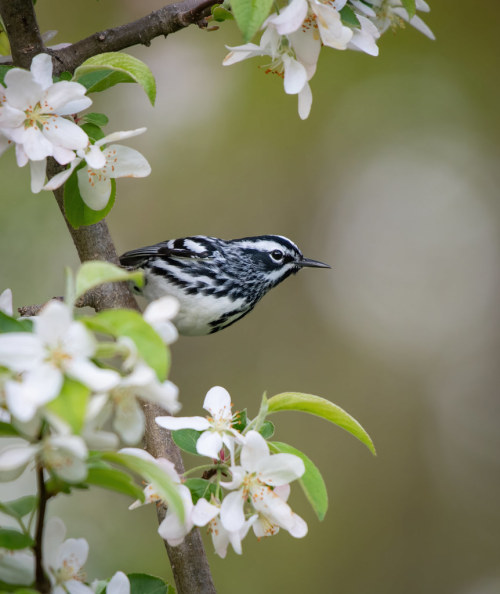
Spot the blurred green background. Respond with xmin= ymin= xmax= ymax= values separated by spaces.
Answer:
xmin=1 ymin=1 xmax=500 ymax=592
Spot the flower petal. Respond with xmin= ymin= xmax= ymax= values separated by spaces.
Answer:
xmin=283 ymin=55 xmax=307 ymax=95
xmin=203 ymin=385 xmax=232 ymax=419
xmin=102 ymin=145 xmax=151 ymax=179
xmin=0 ymin=333 xmax=44 ymax=372
xmin=257 ymin=452 xmax=305 ymax=485
xmin=191 ymin=498 xmax=220 ymax=527
xmin=30 ymin=54 xmax=54 ymax=90
xmin=240 ymin=430 xmax=270 ymax=472
xmin=220 ymin=490 xmax=246 ymax=532
xmin=77 ymin=165 xmax=112 ymax=210
xmin=196 ymin=430 xmax=223 ymax=459
xmin=155 ymin=415 xmax=209 ymax=431
xmin=29 ymin=158 xmax=47 ymax=193
xmin=266 ymin=0 xmax=308 ymax=35
xmin=43 ymin=116 xmax=89 ymax=151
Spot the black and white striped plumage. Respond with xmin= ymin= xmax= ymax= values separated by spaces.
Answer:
xmin=120 ymin=235 xmax=330 ymax=336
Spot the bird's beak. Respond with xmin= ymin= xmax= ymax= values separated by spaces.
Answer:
xmin=299 ymin=257 xmax=331 ymax=269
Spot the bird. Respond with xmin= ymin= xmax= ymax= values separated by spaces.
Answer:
xmin=119 ymin=235 xmax=330 ymax=336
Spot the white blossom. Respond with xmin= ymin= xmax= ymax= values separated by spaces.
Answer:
xmin=106 ymin=361 xmax=180 ymax=444
xmin=0 ymin=433 xmax=88 ymax=483
xmin=219 ymin=431 xmax=307 ymax=538
xmin=143 ymin=296 xmax=179 ymax=345
xmin=0 ymin=53 xmax=91 ymax=192
xmin=0 ymin=300 xmax=120 ymax=422
xmin=224 ymin=26 xmax=317 ymax=120
xmin=156 ymin=386 xmax=243 ymax=461
xmin=43 ymin=128 xmax=151 ymax=210
xmin=43 ymin=517 xmax=93 ymax=594
xmin=0 ymin=288 xmax=13 ymax=316
xmin=369 ymin=0 xmax=435 ymax=39
xmin=0 ymin=548 xmax=35 ymax=585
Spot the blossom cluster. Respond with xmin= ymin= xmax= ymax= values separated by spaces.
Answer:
xmin=0 ymin=53 xmax=150 ymax=207
xmin=0 ymin=288 xmax=180 ymax=484
xmin=128 ymin=386 xmax=308 ymax=558
xmin=223 ymin=0 xmax=434 ymax=118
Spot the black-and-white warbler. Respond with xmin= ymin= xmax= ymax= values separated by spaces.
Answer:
xmin=120 ymin=235 xmax=330 ymax=336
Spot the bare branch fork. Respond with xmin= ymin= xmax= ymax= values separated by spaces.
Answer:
xmin=0 ymin=0 xmax=218 ymax=591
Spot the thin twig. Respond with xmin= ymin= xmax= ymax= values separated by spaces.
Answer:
xmin=34 ymin=463 xmax=50 ymax=593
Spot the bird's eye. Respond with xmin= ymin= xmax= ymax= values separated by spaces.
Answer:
xmin=270 ymin=249 xmax=284 ymax=262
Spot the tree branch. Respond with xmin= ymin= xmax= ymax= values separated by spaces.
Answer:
xmin=0 ymin=0 xmax=45 ymax=68
xmin=50 ymin=0 xmax=219 ymax=75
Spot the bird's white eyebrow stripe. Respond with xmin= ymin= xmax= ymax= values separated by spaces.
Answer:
xmin=184 ymin=239 xmax=210 ymax=253
xmin=236 ymin=240 xmax=298 ymax=253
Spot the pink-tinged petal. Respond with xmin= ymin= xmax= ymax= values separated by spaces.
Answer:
xmin=44 ymin=81 xmax=89 ymax=113
xmin=103 ymin=145 xmax=151 ymax=179
xmin=83 ymin=144 xmax=106 ymax=169
xmin=106 ymin=571 xmax=130 ymax=594
xmin=283 ymin=55 xmax=307 ymax=95
xmin=240 ymin=430 xmax=269 ymax=472
xmin=30 ymin=158 xmax=47 ymax=193
xmin=220 ymin=490 xmax=246 ymax=532
xmin=67 ymin=359 xmax=120 ymax=392
xmin=30 ymin=54 xmax=53 ymax=90
xmin=257 ymin=452 xmax=305 ymax=485
xmin=196 ymin=430 xmax=223 ymax=459
xmin=298 ymin=83 xmax=312 ymax=120
xmin=288 ymin=512 xmax=308 ymax=538
xmin=266 ymin=0 xmax=308 ymax=35
xmin=0 ymin=333 xmax=44 ymax=371
xmin=22 ymin=126 xmax=53 ymax=161
xmin=35 ymin=300 xmax=72 ymax=346
xmin=95 ymin=128 xmax=147 ymax=147
xmin=274 ymin=483 xmax=291 ymax=501
xmin=43 ymin=116 xmax=88 ymax=150
xmin=155 ymin=415 xmax=209 ymax=431
xmin=113 ymin=396 xmax=145 ymax=444
xmin=43 ymin=159 xmax=80 ymax=191
xmin=0 ymin=289 xmax=13 ymax=316
xmin=191 ymin=498 xmax=220 ymax=527
xmin=4 ymin=69 xmax=42 ymax=110
xmin=77 ymin=166 xmax=112 ymax=210
xmin=203 ymin=385 xmax=231 ymax=418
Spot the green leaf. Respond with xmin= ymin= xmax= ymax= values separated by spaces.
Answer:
xmin=258 ymin=420 xmax=274 ymax=439
xmin=0 ymin=528 xmax=34 ymax=550
xmin=400 ymin=0 xmax=416 ymax=19
xmin=86 ymin=466 xmax=145 ymax=501
xmin=212 ymin=4 xmax=234 ymax=21
xmin=339 ymin=5 xmax=360 ymax=27
xmin=0 ymin=495 xmax=37 ymax=520
xmin=231 ymin=0 xmax=274 ymax=42
xmin=12 ymin=589 xmax=40 ymax=594
xmin=267 ymin=392 xmax=376 ymax=455
xmin=80 ymin=122 xmax=105 ymax=142
xmin=0 ymin=311 xmax=33 ymax=333
xmin=84 ymin=309 xmax=168 ymax=381
xmin=128 ymin=573 xmax=174 ymax=594
xmin=231 ymin=409 xmax=247 ymax=432
xmin=45 ymin=378 xmax=90 ymax=434
xmin=58 ymin=71 xmax=72 ymax=81
xmin=83 ymin=112 xmax=109 ymax=126
xmin=172 ymin=429 xmax=202 ymax=456
xmin=0 ymin=421 xmax=21 ymax=437
xmin=75 ymin=261 xmax=144 ymax=302
xmin=101 ymin=452 xmax=184 ymax=521
xmin=184 ymin=478 xmax=217 ymax=503
xmin=0 ymin=64 xmax=13 ymax=85
xmin=269 ymin=441 xmax=328 ymax=521
xmin=74 ymin=53 xmax=156 ymax=105
xmin=64 ymin=167 xmax=116 ymax=229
